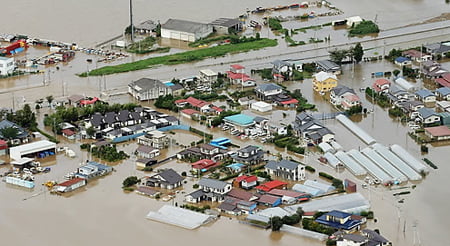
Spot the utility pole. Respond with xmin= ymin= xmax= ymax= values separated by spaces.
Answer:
xmin=129 ymin=0 xmax=134 ymax=43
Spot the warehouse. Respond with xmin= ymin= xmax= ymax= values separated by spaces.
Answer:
xmin=9 ymin=140 xmax=56 ymax=161
xmin=251 ymin=101 xmax=273 ymax=112
xmin=161 ymin=19 xmax=213 ymax=42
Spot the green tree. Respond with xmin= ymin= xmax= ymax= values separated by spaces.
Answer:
xmin=329 ymin=49 xmax=349 ymax=64
xmin=14 ymin=104 xmax=37 ymax=129
xmin=270 ymin=216 xmax=283 ymax=231
xmin=352 ymin=43 xmax=364 ymax=63
xmin=122 ymin=176 xmax=139 ymax=187
xmin=0 ymin=127 xmax=19 ymax=141
xmin=393 ymin=69 xmax=401 ymax=77
xmin=86 ymin=127 xmax=96 ymax=137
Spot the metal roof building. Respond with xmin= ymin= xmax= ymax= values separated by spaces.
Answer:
xmin=9 ymin=140 xmax=56 ymax=161
xmin=361 ymin=148 xmax=407 ymax=183
xmin=390 ymin=144 xmax=428 ymax=174
xmin=323 ymin=152 xmax=342 ymax=169
xmin=336 ymin=115 xmax=376 ymax=145
xmin=146 ymin=205 xmax=215 ymax=229
xmin=304 ymin=180 xmax=335 ymax=193
xmin=292 ymin=184 xmax=324 ymax=197
xmin=372 ymin=144 xmax=421 ymax=181
xmin=318 ymin=142 xmax=334 ymax=153
xmin=394 ymin=77 xmax=417 ymax=91
xmin=347 ymin=149 xmax=392 ymax=184
xmin=334 ymin=151 xmax=367 ymax=176
xmin=286 ymin=193 xmax=370 ymax=214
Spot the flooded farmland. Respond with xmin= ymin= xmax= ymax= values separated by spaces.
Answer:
xmin=1 ymin=0 xmax=450 ymax=245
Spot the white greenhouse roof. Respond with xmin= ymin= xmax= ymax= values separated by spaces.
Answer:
xmin=336 ymin=115 xmax=376 ymax=145
xmin=347 ymin=149 xmax=392 ymax=184
xmin=362 ymin=147 xmax=408 ymax=183
xmin=372 ymin=144 xmax=421 ymax=181
xmin=390 ymin=144 xmax=428 ymax=174
xmin=285 ymin=193 xmax=370 ymax=214
xmin=146 ymin=205 xmax=215 ymax=229
xmin=334 ymin=151 xmax=367 ymax=176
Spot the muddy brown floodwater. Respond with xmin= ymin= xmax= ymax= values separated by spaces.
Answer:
xmin=1 ymin=0 xmax=450 ymax=245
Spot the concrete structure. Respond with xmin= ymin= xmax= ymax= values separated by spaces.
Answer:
xmin=9 ymin=140 xmax=56 ymax=161
xmin=161 ymin=19 xmax=213 ymax=42
xmin=265 ymin=160 xmax=305 ymax=181
xmin=0 ymin=56 xmax=14 ymax=76
xmin=128 ymin=78 xmax=172 ymax=101
xmin=251 ymin=101 xmax=272 ymax=112
xmin=313 ymin=71 xmax=338 ymax=93
xmin=199 ymin=69 xmax=218 ymax=84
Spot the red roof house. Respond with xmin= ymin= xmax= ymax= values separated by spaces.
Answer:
xmin=372 ymin=79 xmax=391 ymax=93
xmin=191 ymin=159 xmax=218 ymax=171
xmin=255 ymin=180 xmax=288 ymax=192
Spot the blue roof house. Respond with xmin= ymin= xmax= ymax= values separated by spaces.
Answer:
xmin=436 ymin=87 xmax=450 ymax=101
xmin=315 ymin=210 xmax=363 ymax=232
xmin=394 ymin=56 xmax=412 ymax=67
xmin=415 ymin=89 xmax=436 ymax=103
xmin=223 ymin=114 xmax=255 ymax=132
xmin=417 ymin=107 xmax=441 ymax=126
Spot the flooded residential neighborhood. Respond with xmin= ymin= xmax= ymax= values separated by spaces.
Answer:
xmin=0 ymin=1 xmax=450 ymax=246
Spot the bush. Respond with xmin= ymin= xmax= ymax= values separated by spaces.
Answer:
xmin=319 ymin=172 xmax=334 ymax=180
xmin=143 ymin=167 xmax=153 ymax=172
xmin=349 ymin=20 xmax=380 ymax=36
xmin=305 ymin=166 xmax=315 ymax=172
xmin=420 ymin=145 xmax=428 ymax=153
xmin=270 ymin=216 xmax=283 ymax=231
xmin=123 ymin=176 xmax=139 ymax=187
xmin=193 ymin=184 xmax=199 ymax=189
xmin=423 ymin=158 xmax=437 ymax=169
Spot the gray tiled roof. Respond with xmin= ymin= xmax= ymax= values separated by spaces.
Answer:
xmin=155 ymin=168 xmax=183 ymax=185
xmin=128 ymin=78 xmax=167 ymax=91
xmin=256 ymin=83 xmax=282 ymax=92
xmin=265 ymin=160 xmax=300 ymax=171
xmin=199 ymin=178 xmax=228 ymax=190
xmin=162 ymin=19 xmax=211 ymax=34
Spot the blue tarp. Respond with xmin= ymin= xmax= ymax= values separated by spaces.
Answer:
xmin=112 ymin=132 xmax=145 ymax=143
xmin=157 ymin=125 xmax=190 ymax=132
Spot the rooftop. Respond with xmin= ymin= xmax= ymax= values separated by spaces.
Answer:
xmin=224 ymin=114 xmax=255 ymax=126
xmin=128 ymin=78 xmax=166 ymax=91
xmin=162 ymin=19 xmax=211 ymax=34
xmin=425 ymin=125 xmax=450 ymax=137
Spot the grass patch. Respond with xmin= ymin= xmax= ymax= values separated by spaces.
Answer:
xmin=79 ymin=38 xmax=277 ymax=77
xmin=126 ymin=36 xmax=157 ymax=53
xmin=130 ymin=47 xmax=170 ymax=55
xmin=349 ymin=20 xmax=380 ymax=37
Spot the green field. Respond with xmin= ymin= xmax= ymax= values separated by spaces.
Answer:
xmin=79 ymin=38 xmax=277 ymax=77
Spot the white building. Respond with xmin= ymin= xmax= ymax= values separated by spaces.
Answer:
xmin=161 ymin=19 xmax=213 ymax=42
xmin=128 ymin=78 xmax=172 ymax=101
xmin=265 ymin=160 xmax=306 ymax=181
xmin=251 ymin=101 xmax=272 ymax=112
xmin=0 ymin=57 xmax=14 ymax=76
xmin=9 ymin=140 xmax=56 ymax=161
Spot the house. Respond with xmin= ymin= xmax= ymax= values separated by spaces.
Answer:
xmin=440 ymin=112 xmax=450 ymax=126
xmin=394 ymin=56 xmax=412 ymax=66
xmin=141 ymin=168 xmax=183 ymax=189
xmin=232 ymin=145 xmax=264 ymax=165
xmin=415 ymin=89 xmax=436 ymax=103
xmin=313 ymin=71 xmax=338 ymax=93
xmin=199 ymin=69 xmax=218 ymax=84
xmin=265 ymin=159 xmax=305 ymax=181
xmin=135 ymin=20 xmax=158 ymax=35
xmin=135 ymin=145 xmax=160 ymax=159
xmin=272 ymin=60 xmax=292 ymax=77
xmin=435 ymin=87 xmax=450 ymax=101
xmin=420 ymin=61 xmax=448 ymax=79
xmin=417 ymin=107 xmax=441 ymax=125
xmin=435 ymin=73 xmax=450 ymax=88
xmin=136 ymin=186 xmax=160 ymax=198
xmin=257 ymin=194 xmax=282 ymax=207
xmin=284 ymin=59 xmax=303 ymax=71
xmin=255 ymin=83 xmax=283 ymax=101
xmin=180 ymin=108 xmax=201 ymax=119
xmin=401 ymin=49 xmax=432 ymax=62
xmin=342 ymin=94 xmax=361 ymax=110
xmin=330 ymin=85 xmax=357 ymax=106
xmin=387 ymin=85 xmax=409 ymax=104
xmin=0 ymin=57 xmax=15 ymax=76
xmin=424 ymin=125 xmax=450 ymax=141
xmin=136 ymin=130 xmax=169 ymax=149
xmin=197 ymin=178 xmax=232 ymax=201
xmin=75 ymin=161 xmax=113 ymax=180
xmin=398 ymin=100 xmax=425 ymax=119
xmin=210 ymin=18 xmax=242 ymax=35
xmin=316 ymin=60 xmax=341 ymax=75
xmin=293 ymin=113 xmax=335 ymax=144
xmin=273 ymin=73 xmax=285 ymax=83
xmin=128 ymin=78 xmax=172 ymax=101
xmin=361 ymin=229 xmax=391 ymax=246
xmin=315 ymin=210 xmax=363 ymax=232
xmin=53 ymin=178 xmax=86 ymax=193
xmin=226 ymin=188 xmax=257 ymax=202
xmin=191 ymin=159 xmax=217 ymax=172
xmin=372 ymin=79 xmax=391 ymax=94
xmin=61 ymin=129 xmax=76 ymax=140
xmin=161 ymin=19 xmax=213 ymax=42
xmin=223 ymin=114 xmax=255 ymax=132
xmin=185 ymin=189 xmax=207 ymax=203
xmin=436 ymin=100 xmax=450 ymax=112
xmin=423 ymin=42 xmax=450 ymax=57
xmin=234 ymin=175 xmax=258 ymax=189
xmin=0 ymin=120 xmax=30 ymax=144
xmin=255 ymin=180 xmax=288 ymax=193
xmin=217 ymin=200 xmax=242 ymax=215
